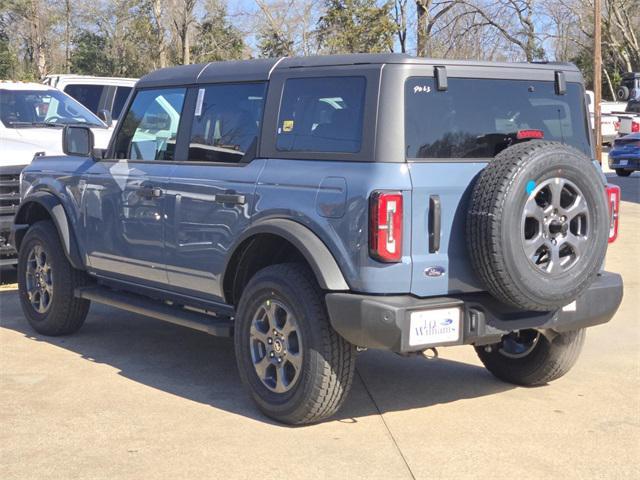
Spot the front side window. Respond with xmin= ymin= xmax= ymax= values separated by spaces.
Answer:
xmin=188 ymin=82 xmax=267 ymax=163
xmin=0 ymin=89 xmax=104 ymax=128
xmin=405 ymin=77 xmax=591 ymax=159
xmin=64 ymin=84 xmax=105 ymax=114
xmin=112 ymin=88 xmax=186 ymax=161
xmin=276 ymin=76 xmax=366 ymax=154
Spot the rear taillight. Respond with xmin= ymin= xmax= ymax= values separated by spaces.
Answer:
xmin=606 ymin=184 xmax=620 ymax=243
xmin=632 ymin=121 xmax=640 ymax=133
xmin=614 ymin=121 xmax=620 ymax=130
xmin=369 ymin=191 xmax=403 ymax=262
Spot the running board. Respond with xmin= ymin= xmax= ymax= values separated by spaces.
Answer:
xmin=75 ymin=286 xmax=233 ymax=337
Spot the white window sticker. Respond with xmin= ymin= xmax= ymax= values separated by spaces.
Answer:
xmin=195 ymin=88 xmax=205 ymax=117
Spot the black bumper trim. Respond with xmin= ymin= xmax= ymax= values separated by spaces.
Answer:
xmin=325 ymin=271 xmax=623 ymax=353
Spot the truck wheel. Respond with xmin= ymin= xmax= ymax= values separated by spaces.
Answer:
xmin=17 ymin=220 xmax=90 ymax=336
xmin=234 ymin=263 xmax=356 ymax=424
xmin=467 ymin=141 xmax=609 ymax=311
xmin=615 ymin=169 xmax=632 ymax=177
xmin=475 ymin=329 xmax=586 ymax=386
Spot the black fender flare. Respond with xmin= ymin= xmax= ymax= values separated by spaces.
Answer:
xmin=223 ymin=218 xmax=350 ymax=294
xmin=13 ymin=191 xmax=84 ymax=269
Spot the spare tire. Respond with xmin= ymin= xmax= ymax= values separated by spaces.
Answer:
xmin=617 ymin=86 xmax=630 ymax=101
xmin=467 ymin=141 xmax=609 ymax=311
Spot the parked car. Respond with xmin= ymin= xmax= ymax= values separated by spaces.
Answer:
xmin=585 ymin=90 xmax=623 ymax=144
xmin=609 ymin=132 xmax=640 ymax=176
xmin=0 ymin=82 xmax=110 ymax=265
xmin=12 ymin=55 xmax=623 ymax=424
xmin=42 ymin=74 xmax=136 ymax=126
xmin=616 ymin=72 xmax=640 ymax=101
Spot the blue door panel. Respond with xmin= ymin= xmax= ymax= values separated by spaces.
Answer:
xmin=164 ymin=159 xmax=266 ymax=300
xmin=81 ymin=160 xmax=174 ymax=286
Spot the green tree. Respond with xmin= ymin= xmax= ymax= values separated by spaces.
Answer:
xmin=258 ymin=28 xmax=295 ymax=58
xmin=191 ymin=0 xmax=244 ymax=63
xmin=317 ymin=0 xmax=396 ymax=54
xmin=70 ymin=31 xmax=114 ymax=75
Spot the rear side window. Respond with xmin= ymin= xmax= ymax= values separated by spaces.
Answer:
xmin=112 ymin=86 xmax=133 ymax=120
xmin=112 ymin=88 xmax=186 ymax=161
xmin=64 ymin=84 xmax=104 ymax=114
xmin=188 ymin=82 xmax=267 ymax=163
xmin=405 ymin=77 xmax=591 ymax=159
xmin=276 ymin=76 xmax=366 ymax=153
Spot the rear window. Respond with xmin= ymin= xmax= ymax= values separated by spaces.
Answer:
xmin=276 ymin=76 xmax=366 ymax=153
xmin=112 ymin=86 xmax=133 ymax=120
xmin=64 ymin=84 xmax=105 ymax=114
xmin=405 ymin=77 xmax=591 ymax=159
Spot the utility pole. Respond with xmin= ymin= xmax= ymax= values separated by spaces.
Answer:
xmin=594 ymin=0 xmax=602 ymax=163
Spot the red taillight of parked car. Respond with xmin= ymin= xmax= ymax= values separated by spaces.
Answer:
xmin=369 ymin=191 xmax=403 ymax=262
xmin=606 ymin=184 xmax=620 ymax=243
xmin=632 ymin=121 xmax=640 ymax=133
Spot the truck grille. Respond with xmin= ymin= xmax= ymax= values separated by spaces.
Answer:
xmin=0 ymin=172 xmax=20 ymax=217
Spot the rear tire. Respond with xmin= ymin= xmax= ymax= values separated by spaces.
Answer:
xmin=234 ymin=263 xmax=356 ymax=425
xmin=615 ymin=169 xmax=632 ymax=177
xmin=17 ymin=221 xmax=90 ymax=336
xmin=475 ymin=329 xmax=586 ymax=386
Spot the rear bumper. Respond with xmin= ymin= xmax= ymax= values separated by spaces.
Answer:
xmin=609 ymin=156 xmax=640 ymax=170
xmin=326 ymin=272 xmax=623 ymax=353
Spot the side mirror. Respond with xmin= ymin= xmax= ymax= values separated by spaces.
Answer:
xmin=97 ymin=109 xmax=113 ymax=127
xmin=63 ymin=125 xmax=94 ymax=157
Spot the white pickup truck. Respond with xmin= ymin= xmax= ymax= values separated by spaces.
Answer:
xmin=585 ymin=90 xmax=625 ymax=144
xmin=0 ymin=82 xmax=111 ymax=265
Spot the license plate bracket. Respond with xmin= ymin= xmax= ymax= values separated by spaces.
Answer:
xmin=409 ymin=307 xmax=462 ymax=346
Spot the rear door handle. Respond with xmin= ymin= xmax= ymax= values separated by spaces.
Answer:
xmin=429 ymin=195 xmax=441 ymax=253
xmin=137 ymin=186 xmax=163 ymax=198
xmin=214 ymin=193 xmax=246 ymax=205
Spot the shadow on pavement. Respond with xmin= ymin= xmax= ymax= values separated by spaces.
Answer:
xmin=0 ymin=290 xmax=512 ymax=425
xmin=605 ymin=172 xmax=639 ymax=204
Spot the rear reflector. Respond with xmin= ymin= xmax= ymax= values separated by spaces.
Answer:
xmin=370 ymin=191 xmax=403 ymax=262
xmin=606 ymin=184 xmax=620 ymax=243
xmin=516 ymin=129 xmax=544 ymax=140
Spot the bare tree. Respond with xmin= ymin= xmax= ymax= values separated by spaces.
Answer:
xmin=150 ymin=0 xmax=168 ymax=68
xmin=171 ymin=0 xmax=198 ymax=65
xmin=416 ymin=1 xmax=461 ymax=56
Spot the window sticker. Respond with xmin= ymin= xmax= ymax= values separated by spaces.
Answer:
xmin=195 ymin=88 xmax=205 ymax=117
xmin=282 ymin=120 xmax=294 ymax=132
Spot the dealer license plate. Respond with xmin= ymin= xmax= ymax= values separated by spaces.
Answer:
xmin=409 ymin=307 xmax=461 ymax=346
xmin=619 ymin=159 xmax=629 ymax=166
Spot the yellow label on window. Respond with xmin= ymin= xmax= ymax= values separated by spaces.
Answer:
xmin=282 ymin=120 xmax=294 ymax=132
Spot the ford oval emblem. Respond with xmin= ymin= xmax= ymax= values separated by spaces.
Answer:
xmin=440 ymin=318 xmax=453 ymax=326
xmin=424 ymin=266 xmax=445 ymax=277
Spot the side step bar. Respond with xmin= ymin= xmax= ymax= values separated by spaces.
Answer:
xmin=75 ymin=286 xmax=233 ymax=337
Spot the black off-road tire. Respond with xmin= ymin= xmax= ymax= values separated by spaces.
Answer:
xmin=234 ymin=263 xmax=356 ymax=425
xmin=615 ymin=169 xmax=632 ymax=177
xmin=467 ymin=141 xmax=609 ymax=311
xmin=475 ymin=329 xmax=586 ymax=386
xmin=18 ymin=221 xmax=90 ymax=336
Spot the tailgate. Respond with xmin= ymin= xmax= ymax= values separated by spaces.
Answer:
xmin=408 ymin=162 xmax=485 ymax=297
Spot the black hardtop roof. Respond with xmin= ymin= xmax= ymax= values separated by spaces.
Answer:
xmin=136 ymin=53 xmax=580 ymax=88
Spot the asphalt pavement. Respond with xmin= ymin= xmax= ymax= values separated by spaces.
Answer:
xmin=1 ymin=170 xmax=638 ymax=479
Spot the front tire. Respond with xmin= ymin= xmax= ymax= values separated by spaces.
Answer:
xmin=17 ymin=221 xmax=90 ymax=336
xmin=234 ymin=263 xmax=356 ymax=425
xmin=475 ymin=329 xmax=586 ymax=386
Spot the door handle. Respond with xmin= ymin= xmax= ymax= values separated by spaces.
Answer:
xmin=428 ymin=195 xmax=441 ymax=253
xmin=214 ymin=193 xmax=246 ymax=205
xmin=137 ymin=186 xmax=163 ymax=198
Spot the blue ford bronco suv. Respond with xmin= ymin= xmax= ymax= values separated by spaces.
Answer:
xmin=12 ymin=54 xmax=623 ymax=424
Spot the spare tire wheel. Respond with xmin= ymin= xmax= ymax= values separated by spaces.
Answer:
xmin=467 ymin=141 xmax=609 ymax=311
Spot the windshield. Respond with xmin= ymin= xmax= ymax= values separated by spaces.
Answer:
xmin=405 ymin=78 xmax=591 ymax=159
xmin=0 ymin=89 xmax=105 ymax=128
